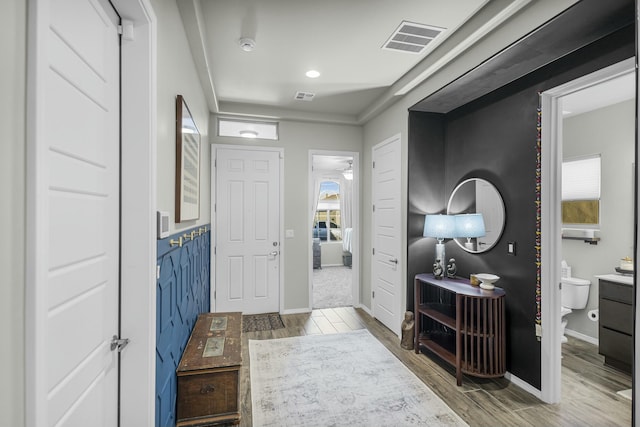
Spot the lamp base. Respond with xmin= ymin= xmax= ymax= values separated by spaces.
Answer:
xmin=433 ymin=242 xmax=445 ymax=279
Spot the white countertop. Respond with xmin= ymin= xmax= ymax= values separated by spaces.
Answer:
xmin=595 ymin=273 xmax=634 ymax=286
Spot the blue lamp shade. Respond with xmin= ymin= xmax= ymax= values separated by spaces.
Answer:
xmin=455 ymin=213 xmax=486 ymax=238
xmin=423 ymin=214 xmax=457 ymax=239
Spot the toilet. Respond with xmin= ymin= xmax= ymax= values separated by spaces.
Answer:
xmin=560 ymin=275 xmax=591 ymax=343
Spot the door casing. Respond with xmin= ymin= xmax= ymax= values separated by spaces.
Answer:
xmin=308 ymin=150 xmax=361 ymax=310
xmin=539 ymin=57 xmax=635 ymax=404
xmin=26 ymin=0 xmax=157 ymax=425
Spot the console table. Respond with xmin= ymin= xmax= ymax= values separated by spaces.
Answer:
xmin=176 ymin=312 xmax=242 ymax=426
xmin=414 ymin=274 xmax=506 ymax=386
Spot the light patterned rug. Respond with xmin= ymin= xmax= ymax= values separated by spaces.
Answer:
xmin=249 ymin=329 xmax=468 ymax=427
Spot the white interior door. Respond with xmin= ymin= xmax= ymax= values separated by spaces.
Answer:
xmin=214 ymin=146 xmax=281 ymax=314
xmin=372 ymin=135 xmax=402 ymax=335
xmin=27 ymin=0 xmax=121 ymax=425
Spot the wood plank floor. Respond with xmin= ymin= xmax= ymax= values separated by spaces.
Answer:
xmin=239 ymin=307 xmax=632 ymax=426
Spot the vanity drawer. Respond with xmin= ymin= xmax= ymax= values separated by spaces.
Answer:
xmin=599 ymin=298 xmax=633 ymax=335
xmin=599 ymin=280 xmax=632 ymax=304
xmin=599 ymin=327 xmax=632 ymax=366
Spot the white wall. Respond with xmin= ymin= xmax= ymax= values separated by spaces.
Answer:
xmin=320 ymin=242 xmax=344 ymax=267
xmin=212 ymin=119 xmax=362 ymax=311
xmin=562 ymin=99 xmax=635 ymax=338
xmin=0 ymin=0 xmax=26 ymax=424
xmin=153 ymin=0 xmax=210 ymax=234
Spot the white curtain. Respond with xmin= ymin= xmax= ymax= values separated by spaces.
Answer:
xmin=340 ymin=175 xmax=353 ymax=253
xmin=340 ymin=176 xmax=353 ymax=229
xmin=311 ymin=174 xmax=323 ymax=228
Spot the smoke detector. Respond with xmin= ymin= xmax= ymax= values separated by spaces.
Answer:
xmin=238 ymin=37 xmax=256 ymax=52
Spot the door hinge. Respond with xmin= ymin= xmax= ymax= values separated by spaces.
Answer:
xmin=117 ymin=20 xmax=134 ymax=41
xmin=110 ymin=335 xmax=130 ymax=352
xmin=372 ymin=161 xmax=375 ymax=169
xmin=372 ymin=291 xmax=375 ymax=299
xmin=372 ymin=248 xmax=375 ymax=255
xmin=372 ymin=204 xmax=375 ymax=212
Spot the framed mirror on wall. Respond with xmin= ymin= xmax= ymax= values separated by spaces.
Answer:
xmin=175 ymin=94 xmax=201 ymax=222
xmin=447 ymin=178 xmax=506 ymax=253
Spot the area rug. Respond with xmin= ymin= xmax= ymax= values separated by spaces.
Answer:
xmin=249 ymin=329 xmax=468 ymax=427
xmin=242 ymin=313 xmax=285 ymax=333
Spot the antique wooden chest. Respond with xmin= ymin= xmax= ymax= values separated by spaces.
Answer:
xmin=176 ymin=312 xmax=242 ymax=426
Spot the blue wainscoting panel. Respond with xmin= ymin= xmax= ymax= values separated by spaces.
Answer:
xmin=155 ymin=225 xmax=210 ymax=427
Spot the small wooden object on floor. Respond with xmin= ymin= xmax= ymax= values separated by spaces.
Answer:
xmin=177 ymin=312 xmax=242 ymax=426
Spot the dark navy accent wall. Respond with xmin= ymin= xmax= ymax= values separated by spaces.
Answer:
xmin=155 ymin=225 xmax=211 ymax=427
xmin=407 ymin=9 xmax=634 ymax=389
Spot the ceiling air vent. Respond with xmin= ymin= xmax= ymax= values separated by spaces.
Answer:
xmin=382 ymin=21 xmax=445 ymax=54
xmin=294 ymin=91 xmax=315 ymax=101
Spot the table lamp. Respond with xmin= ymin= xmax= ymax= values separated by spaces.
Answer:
xmin=455 ymin=213 xmax=485 ymax=250
xmin=423 ymin=214 xmax=457 ymax=277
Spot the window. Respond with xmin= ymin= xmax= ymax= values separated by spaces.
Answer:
xmin=562 ymin=155 xmax=601 ymax=227
xmin=312 ymin=181 xmax=342 ymax=241
xmin=217 ymin=118 xmax=279 ymax=140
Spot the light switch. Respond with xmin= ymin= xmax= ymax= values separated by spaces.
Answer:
xmin=285 ymin=229 xmax=295 ymax=238
xmin=508 ymin=242 xmax=516 ymax=255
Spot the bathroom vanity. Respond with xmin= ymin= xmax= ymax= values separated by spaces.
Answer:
xmin=596 ymin=274 xmax=633 ymax=374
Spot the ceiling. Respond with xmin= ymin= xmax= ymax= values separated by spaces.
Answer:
xmin=178 ymin=0 xmax=562 ymax=124
xmin=313 ymin=154 xmax=353 ymax=174
xmin=562 ymin=71 xmax=635 ymax=117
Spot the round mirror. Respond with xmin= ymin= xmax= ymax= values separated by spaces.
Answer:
xmin=447 ymin=178 xmax=505 ymax=253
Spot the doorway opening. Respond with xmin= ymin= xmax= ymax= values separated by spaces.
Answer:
xmin=540 ymin=58 xmax=635 ymax=409
xmin=309 ymin=152 xmax=360 ymax=310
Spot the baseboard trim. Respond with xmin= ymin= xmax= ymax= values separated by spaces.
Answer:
xmin=565 ymin=328 xmax=599 ymax=346
xmin=504 ymin=372 xmax=542 ymax=400
xmin=356 ymin=304 xmax=372 ymax=316
xmin=280 ymin=307 xmax=312 ymax=315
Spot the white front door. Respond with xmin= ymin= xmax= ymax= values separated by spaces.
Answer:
xmin=27 ymin=0 xmax=121 ymax=425
xmin=372 ymin=135 xmax=403 ymax=335
xmin=214 ymin=146 xmax=282 ymax=314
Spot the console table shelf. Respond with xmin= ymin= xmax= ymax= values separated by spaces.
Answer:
xmin=414 ymin=274 xmax=506 ymax=386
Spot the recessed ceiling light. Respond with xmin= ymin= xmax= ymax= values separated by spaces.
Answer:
xmin=305 ymin=70 xmax=320 ymax=78
xmin=239 ymin=130 xmax=258 ymax=138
